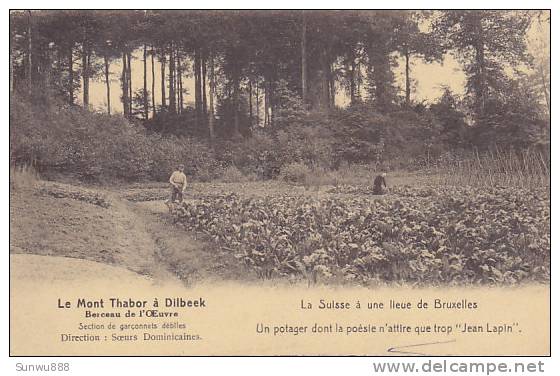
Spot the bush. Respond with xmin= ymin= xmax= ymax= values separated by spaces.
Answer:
xmin=10 ymin=97 xmax=220 ymax=183
xmin=215 ymin=102 xmax=448 ymax=181
xmin=328 ymin=162 xmax=374 ymax=186
xmin=270 ymin=103 xmax=445 ymax=171
xmin=278 ymin=162 xmax=311 ymax=184
xmin=276 ymin=122 xmax=335 ymax=168
xmin=219 ymin=165 xmax=251 ymax=183
xmin=219 ymin=131 xmax=282 ymax=179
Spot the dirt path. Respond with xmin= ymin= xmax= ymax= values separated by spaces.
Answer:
xmin=124 ymin=199 xmax=257 ymax=285
xmin=10 ymin=182 xmax=255 ymax=287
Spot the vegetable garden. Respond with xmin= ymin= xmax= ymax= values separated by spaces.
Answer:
xmin=170 ymin=185 xmax=550 ymax=285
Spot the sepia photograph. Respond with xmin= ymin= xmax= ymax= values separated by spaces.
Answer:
xmin=8 ymin=9 xmax=550 ymax=357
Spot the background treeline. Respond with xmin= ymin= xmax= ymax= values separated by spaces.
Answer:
xmin=9 ymin=10 xmax=550 ymax=182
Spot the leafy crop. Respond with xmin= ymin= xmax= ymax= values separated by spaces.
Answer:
xmin=171 ymin=186 xmax=549 ymax=285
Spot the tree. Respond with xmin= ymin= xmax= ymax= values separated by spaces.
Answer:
xmin=430 ymin=88 xmax=468 ymax=147
xmin=393 ymin=11 xmax=443 ymax=106
xmin=431 ymin=11 xmax=531 ymax=123
xmin=337 ymin=13 xmax=367 ymax=106
xmin=25 ymin=10 xmax=81 ymax=104
xmin=26 ymin=10 xmax=32 ymax=97
xmin=472 ymin=75 xmax=549 ymax=149
xmin=301 ymin=11 xmax=308 ymax=106
xmin=9 ymin=9 xmax=547 ymax=152
xmin=208 ymin=52 xmax=216 ymax=140
xmin=78 ymin=12 xmax=99 ymax=109
xmin=160 ymin=49 xmax=166 ymax=110
xmin=305 ymin=12 xmax=336 ymax=111
xmin=93 ymin=12 xmax=125 ymax=114
xmin=121 ymin=51 xmax=129 ymax=116
xmin=526 ymin=11 xmax=550 ymax=118
xmin=143 ymin=44 xmax=149 ymax=119
xmin=151 ymin=45 xmax=156 ymax=117
xmin=168 ymin=41 xmax=176 ymax=113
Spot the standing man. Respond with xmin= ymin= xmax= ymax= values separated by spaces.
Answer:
xmin=167 ymin=164 xmax=188 ymax=204
xmin=373 ymin=172 xmax=387 ymax=195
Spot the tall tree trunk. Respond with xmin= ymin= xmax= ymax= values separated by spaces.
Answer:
xmin=301 ymin=11 xmax=307 ymax=105
xmin=208 ymin=53 xmax=215 ymax=140
xmin=308 ymin=47 xmax=330 ymax=111
xmin=176 ymin=50 xmax=182 ymax=114
xmin=540 ymin=69 xmax=550 ymax=116
xmin=176 ymin=56 xmax=180 ymax=113
xmin=356 ymin=61 xmax=361 ymax=100
xmin=68 ymin=45 xmax=74 ymax=105
xmin=255 ymin=81 xmax=260 ymax=127
xmin=474 ymin=15 xmax=486 ymax=121
xmin=81 ymin=23 xmax=91 ymax=109
xmin=269 ymin=80 xmax=274 ymax=126
xmin=325 ymin=50 xmax=334 ymax=108
xmin=151 ymin=45 xmax=156 ymax=118
xmin=265 ymin=79 xmax=275 ymax=126
xmin=160 ymin=50 xmax=166 ymax=110
xmin=175 ymin=52 xmax=179 ymax=114
xmin=104 ymin=55 xmax=111 ymax=114
xmin=121 ymin=52 xmax=129 ymax=116
xmin=232 ymin=64 xmax=241 ymax=136
xmin=350 ymin=52 xmax=356 ymax=104
xmin=127 ymin=52 xmax=132 ymax=116
xmin=143 ymin=44 xmax=148 ymax=119
xmin=264 ymin=82 xmax=269 ymax=126
xmin=202 ymin=52 xmax=207 ymax=116
xmin=233 ymin=80 xmax=240 ymax=137
xmin=82 ymin=46 xmax=90 ymax=109
xmin=329 ymin=61 xmax=335 ymax=108
xmin=168 ymin=42 xmax=176 ymax=114
xmin=45 ymin=44 xmax=53 ymax=103
xmin=9 ymin=29 xmax=14 ymax=93
xmin=475 ymin=40 xmax=486 ymax=120
xmin=248 ymin=80 xmax=253 ymax=126
xmin=404 ymin=45 xmax=410 ymax=106
xmin=316 ymin=49 xmax=330 ymax=110
xmin=178 ymin=74 xmax=183 ymax=114
xmin=27 ymin=10 xmax=32 ymax=97
xmin=194 ymin=48 xmax=201 ymax=125
xmin=369 ymin=48 xmax=392 ymax=112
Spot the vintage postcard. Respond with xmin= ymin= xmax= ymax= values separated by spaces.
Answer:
xmin=9 ymin=9 xmax=550 ymax=356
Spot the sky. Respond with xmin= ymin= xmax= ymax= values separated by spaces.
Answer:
xmin=83 ymin=11 xmax=548 ymax=116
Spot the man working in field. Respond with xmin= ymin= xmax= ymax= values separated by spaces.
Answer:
xmin=372 ymin=172 xmax=387 ymax=195
xmin=167 ymin=164 xmax=188 ymax=205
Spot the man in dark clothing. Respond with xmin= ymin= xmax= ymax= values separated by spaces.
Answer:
xmin=373 ymin=172 xmax=387 ymax=195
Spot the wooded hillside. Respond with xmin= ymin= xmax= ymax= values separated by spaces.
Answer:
xmin=9 ymin=10 xmax=550 ymax=181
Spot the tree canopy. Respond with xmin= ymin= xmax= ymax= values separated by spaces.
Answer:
xmin=10 ymin=10 xmax=549 ymax=151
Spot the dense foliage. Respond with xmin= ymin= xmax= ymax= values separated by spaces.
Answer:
xmin=10 ymin=11 xmax=549 ymax=145
xmin=9 ymin=97 xmax=221 ymax=182
xmin=9 ymin=10 xmax=550 ymax=182
xmin=171 ymin=186 xmax=550 ymax=285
